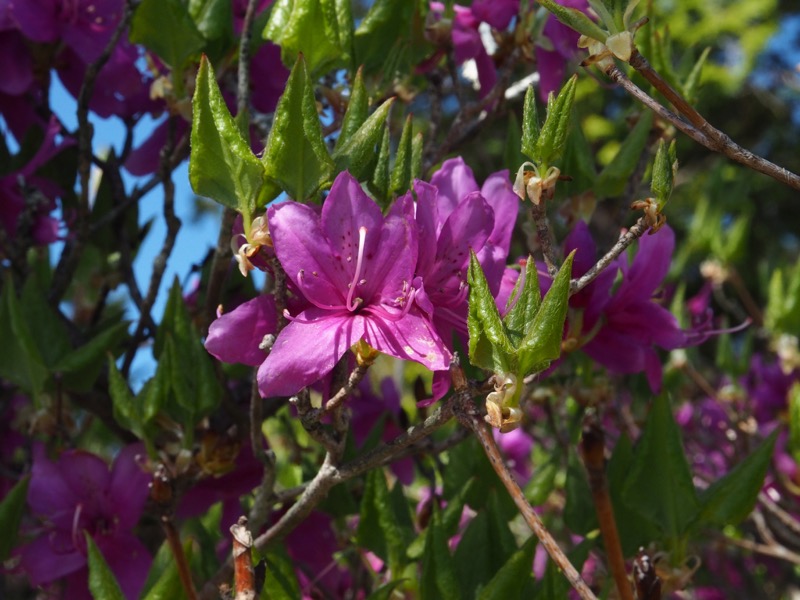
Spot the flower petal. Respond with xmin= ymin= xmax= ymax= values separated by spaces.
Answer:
xmin=205 ymin=295 xmax=277 ymax=366
xmin=107 ymin=443 xmax=150 ymax=529
xmin=362 ymin=310 xmax=451 ymax=372
xmin=480 ymin=170 xmax=519 ymax=249
xmin=269 ymin=200 xmax=347 ymax=309
xmin=258 ymin=309 xmax=365 ymax=397
xmin=430 ymin=157 xmax=480 ymax=221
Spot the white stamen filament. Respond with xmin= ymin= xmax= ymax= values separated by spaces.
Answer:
xmin=346 ymin=227 xmax=368 ymax=311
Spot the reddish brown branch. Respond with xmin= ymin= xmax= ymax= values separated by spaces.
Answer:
xmin=231 ymin=517 xmax=256 ymax=600
xmin=580 ymin=418 xmax=633 ymax=600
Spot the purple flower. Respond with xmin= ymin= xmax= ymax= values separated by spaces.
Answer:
xmin=258 ymin=171 xmax=450 ymax=397
xmin=16 ymin=443 xmax=151 ymax=600
xmin=206 ymin=294 xmax=279 ymax=367
xmin=494 ymin=427 xmax=533 ymax=484
xmin=8 ymin=0 xmax=124 ymax=64
xmin=411 ymin=158 xmax=518 ymax=402
xmin=544 ymin=222 xmax=702 ymax=392
xmin=0 ymin=117 xmax=74 ymax=245
xmin=742 ymin=354 xmax=799 ymax=426
xmin=535 ymin=0 xmax=589 ymax=100
xmin=470 ymin=0 xmax=518 ymax=30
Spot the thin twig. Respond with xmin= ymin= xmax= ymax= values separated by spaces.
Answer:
xmin=452 ymin=387 xmax=597 ymax=599
xmin=570 ymin=217 xmax=648 ymax=294
xmin=199 ymin=395 xmax=458 ymax=600
xmin=609 ymin=53 xmax=800 ymax=191
xmin=580 ymin=416 xmax=633 ymax=600
xmin=719 ymin=534 xmax=800 ymax=567
xmin=49 ymin=0 xmax=132 ymax=302
xmin=531 ymin=201 xmax=560 ymax=278
xmin=121 ymin=118 xmax=182 ymax=376
xmin=236 ymin=0 xmax=260 ymax=118
xmin=202 ymin=207 xmax=237 ymax=336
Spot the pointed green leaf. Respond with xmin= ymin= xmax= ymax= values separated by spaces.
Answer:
xmin=0 ymin=476 xmax=29 ymax=561
xmin=538 ymin=0 xmax=608 ymax=43
xmin=691 ymin=431 xmax=778 ymax=530
xmin=503 ymin=257 xmax=542 ymax=347
xmin=682 ymin=47 xmax=710 ymax=103
xmin=595 ymin=110 xmax=653 ymax=199
xmin=0 ymin=275 xmax=47 ymax=395
xmin=188 ymin=0 xmax=233 ymax=41
xmin=453 ymin=509 xmax=514 ymax=597
xmin=20 ymin=274 xmax=70 ymax=369
xmin=86 ymin=533 xmax=125 ymax=600
xmin=521 ymin=85 xmax=540 ymax=161
xmin=559 ymin=116 xmax=597 ymax=196
xmin=261 ymin=545 xmax=301 ymax=599
xmin=335 ymin=67 xmax=369 ymax=150
xmin=264 ymin=0 xmax=345 ymax=75
xmin=477 ymin=536 xmax=537 ymax=600
xmin=518 ymin=252 xmax=574 ymax=376
xmin=420 ymin=508 xmax=461 ymax=600
xmin=467 ymin=250 xmax=515 ymax=374
xmin=354 ymin=0 xmax=431 ymax=76
xmin=109 ymin=358 xmax=144 ymax=437
xmin=190 ymin=56 xmax=268 ymax=212
xmin=54 ymin=322 xmax=128 ymax=375
xmin=390 ymin=115 xmax=414 ymax=196
xmin=622 ymin=395 xmax=699 ymax=540
xmin=370 ymin=123 xmax=392 ymax=206
xmin=651 ymin=138 xmax=676 ymax=208
xmin=333 ymin=98 xmax=395 ymax=180
xmin=536 ymin=75 xmax=578 ymax=165
xmin=131 ymin=0 xmax=205 ymax=67
xmin=606 ymin=434 xmax=660 ymax=554
xmin=262 ymin=54 xmax=334 ymax=201
xmin=141 ymin=543 xmax=186 ymax=600
xmin=411 ymin=132 xmax=424 ymax=182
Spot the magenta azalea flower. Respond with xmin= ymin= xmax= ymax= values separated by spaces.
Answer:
xmin=535 ymin=0 xmax=590 ymax=100
xmin=541 ymin=222 xmax=704 ymax=392
xmin=8 ymin=0 xmax=124 ymax=64
xmin=206 ymin=294 xmax=279 ymax=367
xmin=0 ymin=117 xmax=74 ymax=245
xmin=16 ymin=443 xmax=151 ymax=600
xmin=259 ymin=171 xmax=450 ymax=397
xmin=470 ymin=0 xmax=518 ymax=30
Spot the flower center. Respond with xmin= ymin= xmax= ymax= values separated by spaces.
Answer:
xmin=346 ymin=226 xmax=368 ymax=312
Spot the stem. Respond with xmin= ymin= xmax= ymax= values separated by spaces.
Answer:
xmin=580 ymin=417 xmax=633 ymax=600
xmin=570 ymin=218 xmax=648 ymax=295
xmin=231 ymin=517 xmax=256 ymax=600
xmin=453 ymin=395 xmax=597 ymax=600
xmin=530 ymin=201 xmax=560 ymax=278
xmin=607 ymin=53 xmax=800 ymax=191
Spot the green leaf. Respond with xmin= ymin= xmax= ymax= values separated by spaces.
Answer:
xmin=606 ymin=434 xmax=660 ymax=555
xmin=390 ymin=115 xmax=414 ymax=196
xmin=503 ymin=257 xmax=542 ymax=347
xmin=109 ymin=358 xmax=143 ymax=437
xmin=682 ymin=47 xmax=711 ymax=103
xmin=691 ymin=431 xmax=778 ymax=530
xmin=366 ymin=581 xmax=408 ymax=600
xmin=188 ymin=0 xmax=233 ymax=41
xmin=141 ymin=543 xmax=187 ymax=600
xmin=86 ymin=533 xmax=125 ymax=600
xmin=622 ymin=395 xmax=699 ymax=541
xmin=595 ymin=110 xmax=653 ymax=199
xmin=477 ymin=536 xmax=537 ymax=600
xmin=420 ymin=508 xmax=462 ymax=600
xmin=411 ymin=132 xmax=424 ymax=182
xmin=521 ymin=86 xmax=540 ymax=161
xmin=370 ymin=124 xmax=392 ymax=206
xmin=0 ymin=275 xmax=47 ymax=396
xmin=264 ymin=0 xmax=347 ymax=75
xmin=651 ymin=138 xmax=676 ymax=208
xmin=535 ymin=75 xmax=578 ymax=165
xmin=518 ymin=252 xmax=574 ymax=376
xmin=54 ymin=322 xmax=128 ymax=375
xmin=335 ymin=67 xmax=369 ymax=151
xmin=333 ymin=97 xmax=395 ymax=180
xmin=261 ymin=545 xmax=302 ymax=599
xmin=0 ymin=476 xmax=29 ymax=561
xmin=467 ymin=250 xmax=514 ymax=374
xmin=524 ymin=456 xmax=558 ymax=506
xmin=564 ymin=449 xmax=597 ymax=535
xmin=765 ymin=263 xmax=800 ymax=336
xmin=131 ymin=0 xmax=205 ymax=67
xmin=190 ymin=56 xmax=268 ymax=212
xmin=262 ymin=54 xmax=334 ymax=201
xmin=559 ymin=116 xmax=597 ymax=196
xmin=791 ymin=383 xmax=800 ymax=463
xmin=354 ymin=0 xmax=430 ymax=77
xmin=20 ymin=274 xmax=70 ymax=369
xmin=358 ymin=469 xmax=414 ymax=574
xmin=538 ymin=0 xmax=608 ymax=44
